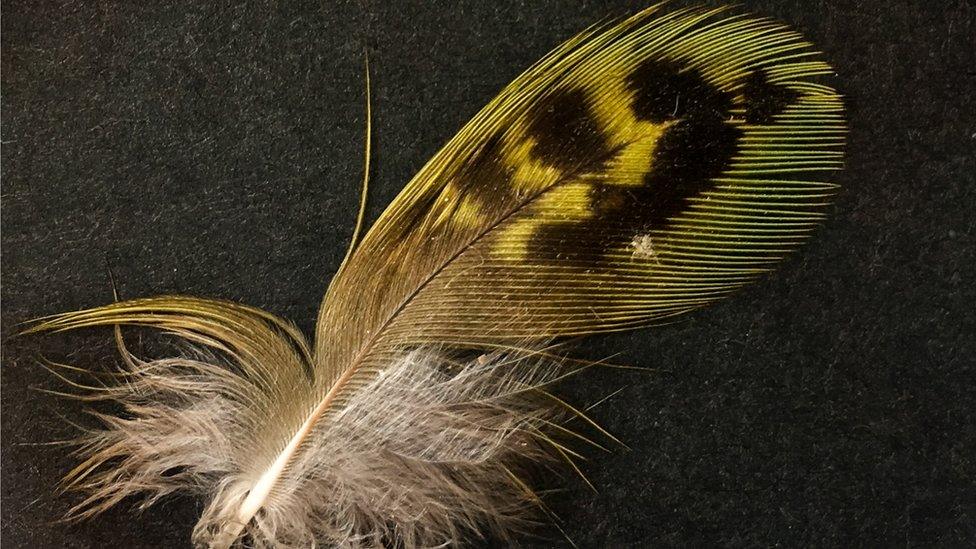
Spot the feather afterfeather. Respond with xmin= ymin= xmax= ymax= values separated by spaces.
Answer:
xmin=26 ymin=5 xmax=845 ymax=548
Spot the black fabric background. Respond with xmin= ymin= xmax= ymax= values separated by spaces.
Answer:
xmin=2 ymin=1 xmax=974 ymax=547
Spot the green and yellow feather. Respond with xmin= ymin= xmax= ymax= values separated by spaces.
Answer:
xmin=25 ymin=5 xmax=845 ymax=548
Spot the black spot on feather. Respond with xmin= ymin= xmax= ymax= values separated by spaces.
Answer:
xmin=527 ymin=87 xmax=611 ymax=171
xmin=627 ymin=59 xmax=734 ymax=123
xmin=742 ymin=70 xmax=800 ymax=124
xmin=638 ymin=116 xmax=741 ymax=228
xmin=455 ymin=132 xmax=516 ymax=208
xmin=528 ymin=60 xmax=742 ymax=267
xmin=589 ymin=185 xmax=631 ymax=215
xmin=528 ymin=221 xmax=623 ymax=263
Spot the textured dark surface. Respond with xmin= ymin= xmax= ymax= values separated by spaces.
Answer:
xmin=2 ymin=1 xmax=974 ymax=547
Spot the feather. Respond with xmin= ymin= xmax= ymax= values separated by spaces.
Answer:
xmin=25 ymin=5 xmax=845 ymax=548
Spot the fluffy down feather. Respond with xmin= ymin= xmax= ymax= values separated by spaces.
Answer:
xmin=56 ymin=342 xmax=572 ymax=548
